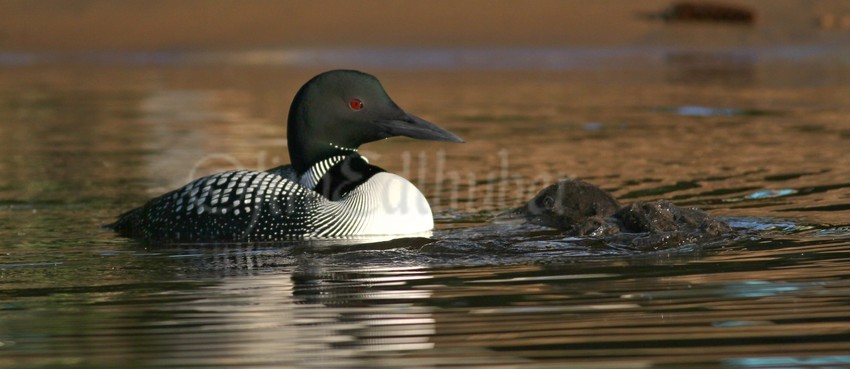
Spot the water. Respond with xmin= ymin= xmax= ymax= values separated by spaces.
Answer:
xmin=1 ymin=47 xmax=850 ymax=368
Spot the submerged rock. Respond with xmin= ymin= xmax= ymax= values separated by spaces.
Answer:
xmin=500 ymin=179 xmax=732 ymax=250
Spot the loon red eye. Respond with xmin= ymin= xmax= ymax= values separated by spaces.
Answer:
xmin=349 ymin=98 xmax=364 ymax=111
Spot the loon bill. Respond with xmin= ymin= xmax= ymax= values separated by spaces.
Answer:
xmin=107 ymin=70 xmax=463 ymax=242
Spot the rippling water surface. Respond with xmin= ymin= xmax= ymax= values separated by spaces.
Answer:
xmin=1 ymin=48 xmax=849 ymax=368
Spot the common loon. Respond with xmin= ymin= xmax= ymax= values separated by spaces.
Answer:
xmin=108 ymin=70 xmax=463 ymax=242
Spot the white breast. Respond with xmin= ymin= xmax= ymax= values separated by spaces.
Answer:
xmin=309 ymin=172 xmax=434 ymax=237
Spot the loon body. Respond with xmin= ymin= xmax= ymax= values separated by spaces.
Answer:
xmin=109 ymin=70 xmax=462 ymax=242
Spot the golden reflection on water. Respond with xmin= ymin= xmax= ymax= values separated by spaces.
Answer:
xmin=0 ymin=62 xmax=844 ymax=221
xmin=1 ymin=60 xmax=850 ymax=368
xmin=5 ymin=63 xmax=848 ymax=223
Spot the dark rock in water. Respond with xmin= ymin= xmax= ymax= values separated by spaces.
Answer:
xmin=500 ymin=179 xmax=733 ymax=250
xmin=656 ymin=2 xmax=756 ymax=25
xmin=639 ymin=1 xmax=756 ymax=25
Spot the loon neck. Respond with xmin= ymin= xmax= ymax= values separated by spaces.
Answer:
xmin=287 ymin=123 xmax=359 ymax=175
xmin=299 ymin=154 xmax=347 ymax=190
xmin=299 ymin=151 xmax=368 ymax=190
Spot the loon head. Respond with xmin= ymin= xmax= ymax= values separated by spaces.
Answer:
xmin=287 ymin=70 xmax=463 ymax=173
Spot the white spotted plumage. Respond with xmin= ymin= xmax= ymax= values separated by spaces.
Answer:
xmin=112 ymin=155 xmax=433 ymax=242
xmin=109 ymin=70 xmax=463 ymax=242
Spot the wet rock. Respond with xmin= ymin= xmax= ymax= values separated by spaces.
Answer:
xmin=502 ymin=179 xmax=733 ymax=250
xmin=650 ymin=1 xmax=756 ymax=25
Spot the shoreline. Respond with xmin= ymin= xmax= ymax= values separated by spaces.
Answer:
xmin=1 ymin=1 xmax=848 ymax=53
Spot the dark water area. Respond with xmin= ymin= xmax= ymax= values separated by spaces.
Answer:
xmin=1 ymin=47 xmax=850 ymax=368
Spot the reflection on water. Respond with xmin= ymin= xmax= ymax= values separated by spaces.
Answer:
xmin=3 ymin=237 xmax=849 ymax=368
xmin=1 ymin=48 xmax=850 ymax=367
xmin=665 ymin=51 xmax=756 ymax=85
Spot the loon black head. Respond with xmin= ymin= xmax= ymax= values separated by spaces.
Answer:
xmin=287 ymin=70 xmax=463 ymax=173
